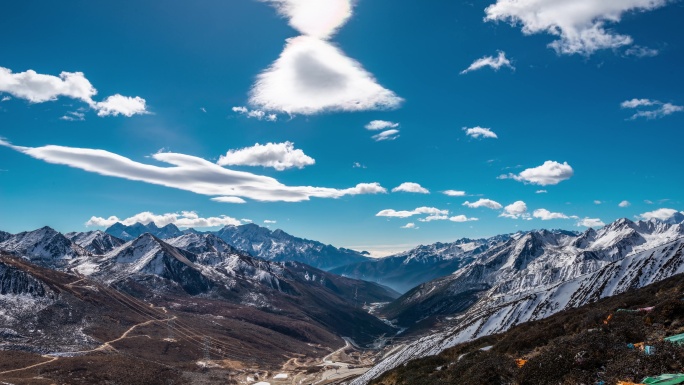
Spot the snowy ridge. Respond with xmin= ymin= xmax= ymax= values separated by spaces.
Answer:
xmin=66 ymin=230 xmax=125 ymax=255
xmin=331 ymin=234 xmax=515 ymax=293
xmin=215 ymin=223 xmax=370 ymax=270
xmin=353 ymin=218 xmax=684 ymax=384
xmin=0 ymin=227 xmax=88 ymax=265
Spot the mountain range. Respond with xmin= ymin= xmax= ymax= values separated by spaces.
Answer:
xmin=0 ymin=227 xmax=398 ymax=359
xmin=352 ymin=217 xmax=684 ymax=384
xmin=104 ymin=222 xmax=372 ymax=271
xmin=2 ymin=213 xmax=684 ymax=384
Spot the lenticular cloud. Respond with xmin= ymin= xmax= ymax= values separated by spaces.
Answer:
xmin=250 ymin=0 xmax=402 ymax=115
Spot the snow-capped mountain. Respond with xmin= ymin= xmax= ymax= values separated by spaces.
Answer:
xmin=215 ymin=223 xmax=371 ymax=270
xmin=105 ymin=222 xmax=183 ymax=241
xmin=331 ymin=235 xmax=512 ymax=293
xmin=65 ymin=230 xmax=125 ymax=254
xmin=0 ymin=227 xmax=399 ymax=354
xmin=166 ymin=232 xmax=247 ymax=265
xmin=0 ymin=226 xmax=87 ymax=265
xmin=0 ymin=230 xmax=11 ymax=243
xmin=352 ymin=218 xmax=684 ymax=384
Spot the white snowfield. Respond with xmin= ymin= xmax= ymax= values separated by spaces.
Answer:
xmin=352 ymin=218 xmax=684 ymax=385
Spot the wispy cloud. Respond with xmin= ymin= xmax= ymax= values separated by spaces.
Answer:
xmin=463 ymin=198 xmax=502 ymax=210
xmin=0 ymin=66 xmax=148 ymax=117
xmin=376 ymin=207 xmax=448 ymax=218
xmin=618 ymin=200 xmax=631 ymax=208
xmin=443 ymin=190 xmax=466 ymax=197
xmin=576 ymin=217 xmax=606 ymax=227
xmin=232 ymin=106 xmax=277 ymax=121
xmin=217 ymin=142 xmax=314 ymax=171
xmin=210 ymin=196 xmax=247 ymax=204
xmin=0 ymin=139 xmax=387 ymax=203
xmin=372 ymin=129 xmax=400 ymax=141
xmin=624 ymin=45 xmax=659 ymax=58
xmin=401 ymin=222 xmax=417 ymax=229
xmin=485 ymin=0 xmax=669 ymax=55
xmin=621 ymin=98 xmax=683 ymax=120
xmin=60 ymin=111 xmax=86 ymax=122
xmin=461 ymin=51 xmax=514 ymax=74
xmin=86 ymin=211 xmax=242 ymax=228
xmin=499 ymin=161 xmax=574 ymax=186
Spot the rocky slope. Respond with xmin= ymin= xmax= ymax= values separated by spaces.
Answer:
xmin=0 ymin=228 xmax=399 ymax=349
xmin=352 ymin=218 xmax=684 ymax=384
xmin=370 ymin=271 xmax=684 ymax=385
xmin=65 ymin=230 xmax=125 ymax=255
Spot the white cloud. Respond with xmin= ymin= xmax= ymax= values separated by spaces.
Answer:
xmin=249 ymin=36 xmax=402 ymax=115
xmin=449 ymin=215 xmax=479 ymax=222
xmin=484 ymin=0 xmax=669 ymax=55
xmin=460 ymin=51 xmax=514 ymax=74
xmin=533 ymin=208 xmax=569 ymax=220
xmin=624 ymin=45 xmax=659 ymax=58
xmin=637 ymin=208 xmax=681 ymax=221
xmin=499 ymin=161 xmax=574 ymax=186
xmin=619 ymin=200 xmax=631 ymax=208
xmin=217 ymin=142 xmax=314 ymax=171
xmin=418 ymin=215 xmax=449 ymax=222
xmin=95 ymin=94 xmax=148 ymax=117
xmin=463 ymin=126 xmax=498 ymax=139
xmin=232 ymin=106 xmax=278 ymax=121
xmin=463 ymin=198 xmax=503 ymax=210
xmin=500 ymin=201 xmax=528 ymax=219
xmin=0 ymin=66 xmax=148 ymax=117
xmin=372 ymin=129 xmax=400 ymax=141
xmin=443 ymin=190 xmax=466 ymax=197
xmin=536 ymin=190 xmax=548 ymax=194
xmin=401 ymin=223 xmax=417 ymax=229
xmin=264 ymin=219 xmax=277 ymax=224
xmin=210 ymin=196 xmax=247 ymax=204
xmin=241 ymin=218 xmax=253 ymax=223
xmin=594 ymin=200 xmax=602 ymax=205
xmin=621 ymin=98 xmax=683 ymax=120
xmin=341 ymin=182 xmax=387 ymax=195
xmin=577 ymin=217 xmax=606 ymax=227
xmin=376 ymin=207 xmax=448 ymax=218
xmin=1 ymin=96 xmax=11 ymax=102
xmin=352 ymin=162 xmax=366 ymax=169
xmin=260 ymin=0 xmax=353 ymax=39
xmin=60 ymin=111 xmax=85 ymax=122
xmin=621 ymin=98 xmax=656 ymax=108
xmin=86 ymin=211 xmax=242 ymax=228
xmin=0 ymin=139 xmax=387 ymax=203
xmin=365 ymin=120 xmax=399 ymax=131
xmin=0 ymin=67 xmax=96 ymax=103
xmin=392 ymin=182 xmax=429 ymax=194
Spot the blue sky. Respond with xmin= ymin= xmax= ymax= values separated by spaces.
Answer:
xmin=1 ymin=0 xmax=683 ymax=256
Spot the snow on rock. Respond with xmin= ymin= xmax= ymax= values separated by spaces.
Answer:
xmin=353 ymin=218 xmax=684 ymax=384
